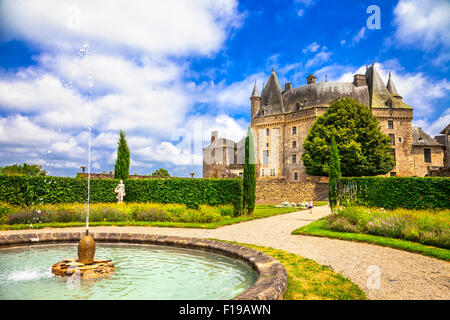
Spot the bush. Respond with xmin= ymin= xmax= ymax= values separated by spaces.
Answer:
xmin=339 ymin=177 xmax=450 ymax=210
xmin=0 ymin=175 xmax=243 ymax=215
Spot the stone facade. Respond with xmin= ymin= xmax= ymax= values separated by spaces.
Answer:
xmin=202 ymin=131 xmax=245 ymax=178
xmin=256 ymin=177 xmax=329 ymax=202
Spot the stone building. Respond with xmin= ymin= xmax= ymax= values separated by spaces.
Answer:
xmin=202 ymin=131 xmax=245 ymax=178
xmin=435 ymin=124 xmax=450 ymax=168
xmin=202 ymin=63 xmax=445 ymax=200
xmin=411 ymin=127 xmax=444 ymax=176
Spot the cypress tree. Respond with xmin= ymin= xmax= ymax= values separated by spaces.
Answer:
xmin=243 ymin=126 xmax=256 ymax=215
xmin=328 ymin=136 xmax=341 ymax=208
xmin=114 ymin=130 xmax=130 ymax=180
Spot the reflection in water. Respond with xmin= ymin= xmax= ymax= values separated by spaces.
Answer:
xmin=0 ymin=243 xmax=257 ymax=300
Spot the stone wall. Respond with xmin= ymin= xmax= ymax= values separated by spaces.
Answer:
xmin=412 ymin=145 xmax=444 ymax=177
xmin=428 ymin=167 xmax=450 ymax=177
xmin=256 ymin=177 xmax=329 ymax=202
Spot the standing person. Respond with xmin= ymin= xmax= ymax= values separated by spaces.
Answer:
xmin=308 ymin=199 xmax=314 ymax=214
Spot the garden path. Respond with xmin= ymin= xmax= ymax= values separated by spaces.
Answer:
xmin=2 ymin=205 xmax=449 ymax=300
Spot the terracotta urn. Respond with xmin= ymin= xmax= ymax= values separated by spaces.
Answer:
xmin=78 ymin=234 xmax=95 ymax=264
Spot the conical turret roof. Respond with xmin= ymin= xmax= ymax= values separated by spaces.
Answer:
xmin=386 ymin=72 xmax=399 ymax=96
xmin=260 ymin=70 xmax=284 ymax=115
xmin=251 ymin=82 xmax=260 ymax=98
xmin=365 ymin=64 xmax=391 ymax=107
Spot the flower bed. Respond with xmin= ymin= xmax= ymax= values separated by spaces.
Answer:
xmin=0 ymin=202 xmax=235 ymax=225
xmin=323 ymin=206 xmax=450 ymax=249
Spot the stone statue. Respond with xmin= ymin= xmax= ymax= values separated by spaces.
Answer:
xmin=114 ymin=180 xmax=126 ymax=203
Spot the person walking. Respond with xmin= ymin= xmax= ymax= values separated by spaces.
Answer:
xmin=308 ymin=199 xmax=313 ymax=214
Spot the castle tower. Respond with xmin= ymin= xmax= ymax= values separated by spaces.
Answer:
xmin=250 ymin=82 xmax=260 ymax=120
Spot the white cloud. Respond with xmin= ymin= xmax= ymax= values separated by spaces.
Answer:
xmin=0 ymin=0 xmax=242 ymax=56
xmin=302 ymin=42 xmax=320 ymax=54
xmin=305 ymin=50 xmax=332 ymax=69
xmin=0 ymin=0 xmax=247 ymax=177
xmin=352 ymin=27 xmax=366 ymax=45
xmin=393 ymin=0 xmax=450 ymax=50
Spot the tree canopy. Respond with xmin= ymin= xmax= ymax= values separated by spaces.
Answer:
xmin=302 ymin=97 xmax=395 ymax=177
xmin=0 ymin=163 xmax=47 ymax=176
xmin=151 ymin=168 xmax=170 ymax=178
xmin=114 ymin=130 xmax=130 ymax=180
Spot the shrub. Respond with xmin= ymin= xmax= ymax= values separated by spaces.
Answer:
xmin=0 ymin=175 xmax=243 ymax=215
xmin=339 ymin=177 xmax=450 ymax=210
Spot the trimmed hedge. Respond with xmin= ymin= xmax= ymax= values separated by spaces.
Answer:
xmin=0 ymin=175 xmax=243 ymax=215
xmin=339 ymin=177 xmax=450 ymax=210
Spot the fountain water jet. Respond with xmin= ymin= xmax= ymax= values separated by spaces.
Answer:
xmin=51 ymin=41 xmax=114 ymax=280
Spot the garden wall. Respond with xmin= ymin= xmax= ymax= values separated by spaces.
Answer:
xmin=256 ymin=178 xmax=329 ymax=202
xmin=339 ymin=177 xmax=450 ymax=209
xmin=0 ymin=175 xmax=243 ymax=214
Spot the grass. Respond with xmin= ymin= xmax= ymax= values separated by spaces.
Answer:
xmin=217 ymin=240 xmax=366 ymax=300
xmin=292 ymin=218 xmax=450 ymax=261
xmin=0 ymin=205 xmax=302 ymax=230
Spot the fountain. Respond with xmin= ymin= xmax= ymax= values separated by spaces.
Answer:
xmin=51 ymin=41 xmax=115 ymax=281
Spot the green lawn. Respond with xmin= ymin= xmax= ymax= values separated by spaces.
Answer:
xmin=0 ymin=205 xmax=304 ymax=230
xmin=217 ymin=240 xmax=366 ymax=300
xmin=292 ymin=219 xmax=450 ymax=261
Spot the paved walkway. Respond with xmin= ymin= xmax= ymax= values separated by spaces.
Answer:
xmin=2 ymin=205 xmax=449 ymax=300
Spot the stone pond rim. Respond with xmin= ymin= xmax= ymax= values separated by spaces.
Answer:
xmin=0 ymin=232 xmax=288 ymax=300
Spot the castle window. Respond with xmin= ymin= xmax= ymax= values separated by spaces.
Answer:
xmin=294 ymin=172 xmax=299 ymax=181
xmin=391 ymin=148 xmax=396 ymax=163
xmin=292 ymin=154 xmax=297 ymax=164
xmin=398 ymin=137 xmax=402 ymax=143
xmin=390 ymin=172 xmax=397 ymax=177
xmin=292 ymin=126 xmax=297 ymax=134
xmin=292 ymin=141 xmax=297 ymax=148
xmin=263 ymin=150 xmax=269 ymax=164
xmin=266 ymin=128 xmax=270 ymax=136
xmin=388 ymin=134 xmax=395 ymax=145
xmin=261 ymin=169 xmax=265 ymax=176
xmin=266 ymin=143 xmax=269 ymax=148
xmin=388 ymin=120 xmax=394 ymax=129
xmin=270 ymin=169 xmax=275 ymax=176
xmin=424 ymin=148 xmax=431 ymax=163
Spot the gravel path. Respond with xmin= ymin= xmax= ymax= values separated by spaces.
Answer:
xmin=2 ymin=205 xmax=449 ymax=300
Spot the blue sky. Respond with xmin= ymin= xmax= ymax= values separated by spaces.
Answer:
xmin=0 ymin=0 xmax=449 ymax=177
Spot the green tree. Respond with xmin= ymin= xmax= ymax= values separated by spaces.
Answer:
xmin=243 ymin=126 xmax=256 ymax=215
xmin=302 ymin=97 xmax=395 ymax=177
xmin=328 ymin=136 xmax=341 ymax=208
xmin=0 ymin=163 xmax=46 ymax=176
xmin=114 ymin=130 xmax=130 ymax=180
xmin=151 ymin=168 xmax=170 ymax=178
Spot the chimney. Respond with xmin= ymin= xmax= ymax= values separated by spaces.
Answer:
xmin=211 ymin=131 xmax=218 ymax=144
xmin=353 ymin=74 xmax=366 ymax=87
xmin=306 ymin=74 xmax=317 ymax=85
xmin=284 ymin=83 xmax=292 ymax=92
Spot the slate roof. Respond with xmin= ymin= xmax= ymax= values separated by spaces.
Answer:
xmin=253 ymin=64 xmax=412 ymax=118
xmin=412 ymin=127 xmax=443 ymax=147
xmin=440 ymin=123 xmax=450 ymax=134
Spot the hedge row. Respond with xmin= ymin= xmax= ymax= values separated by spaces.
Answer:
xmin=0 ymin=175 xmax=243 ymax=215
xmin=339 ymin=177 xmax=450 ymax=210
